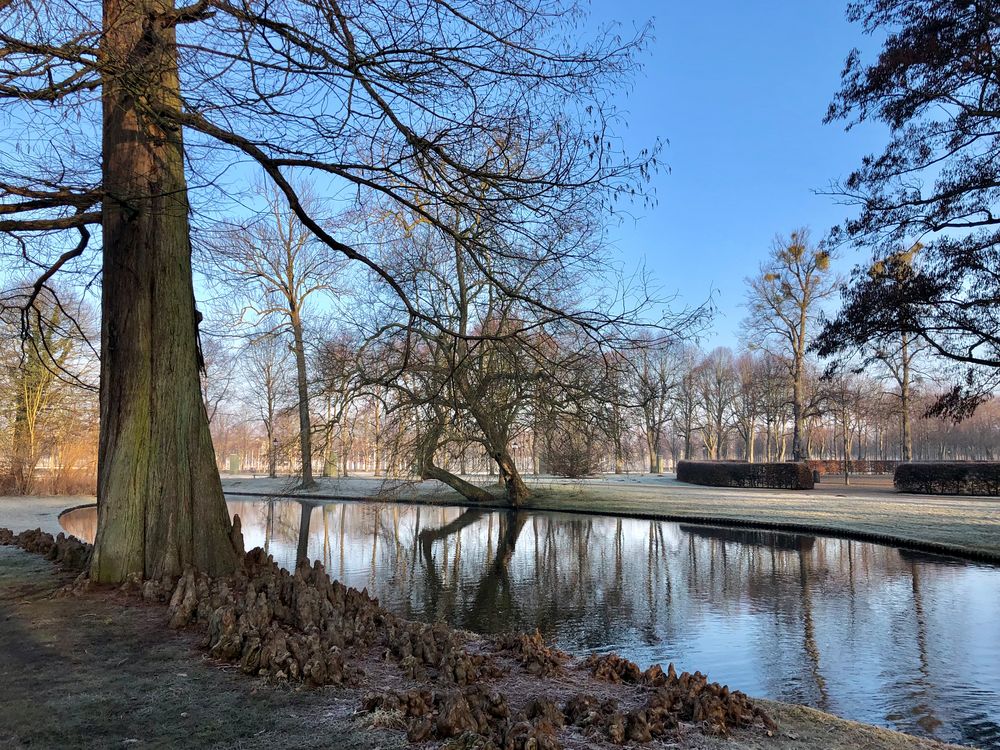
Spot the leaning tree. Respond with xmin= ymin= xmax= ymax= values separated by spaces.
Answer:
xmin=356 ymin=204 xmax=703 ymax=504
xmin=0 ymin=0 xmax=656 ymax=581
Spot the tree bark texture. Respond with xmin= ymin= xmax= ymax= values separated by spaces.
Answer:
xmin=91 ymin=0 xmax=238 ymax=583
xmin=290 ymin=312 xmax=315 ymax=488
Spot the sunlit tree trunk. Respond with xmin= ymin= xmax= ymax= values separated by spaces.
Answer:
xmin=791 ymin=353 xmax=806 ymax=460
xmin=289 ymin=309 xmax=315 ymax=488
xmin=90 ymin=0 xmax=239 ymax=583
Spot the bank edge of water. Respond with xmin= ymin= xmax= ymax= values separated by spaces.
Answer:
xmin=0 ymin=544 xmax=964 ymax=750
xmin=211 ymin=489 xmax=1000 ymax=566
xmin=45 ymin=497 xmax=977 ymax=750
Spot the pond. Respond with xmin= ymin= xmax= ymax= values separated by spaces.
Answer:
xmin=60 ymin=497 xmax=1000 ymax=749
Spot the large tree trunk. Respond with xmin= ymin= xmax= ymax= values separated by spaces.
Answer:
xmin=423 ymin=462 xmax=496 ymax=504
xmin=90 ymin=0 xmax=239 ymax=583
xmin=290 ymin=313 xmax=315 ymax=488
xmin=417 ymin=419 xmax=495 ymax=504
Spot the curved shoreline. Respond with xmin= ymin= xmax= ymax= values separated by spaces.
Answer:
xmin=53 ymin=479 xmax=1000 ymax=565
xmin=13 ymin=491 xmax=992 ymax=748
xmin=0 ymin=543 xmax=966 ymax=750
xmin=221 ymin=485 xmax=1000 ymax=565
xmin=43 ymin=495 xmax=990 ymax=749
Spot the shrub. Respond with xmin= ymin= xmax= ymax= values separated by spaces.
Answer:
xmin=542 ymin=426 xmax=602 ymax=478
xmin=894 ymin=462 xmax=1000 ymax=496
xmin=806 ymin=459 xmax=898 ymax=476
xmin=676 ymin=460 xmax=814 ymax=490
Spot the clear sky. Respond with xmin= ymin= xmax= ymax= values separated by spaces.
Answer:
xmin=591 ymin=1 xmax=888 ymax=348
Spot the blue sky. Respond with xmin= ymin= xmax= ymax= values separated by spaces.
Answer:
xmin=591 ymin=1 xmax=889 ymax=348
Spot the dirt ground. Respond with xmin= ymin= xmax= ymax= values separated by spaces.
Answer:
xmin=0 ymin=546 xmax=405 ymax=750
xmin=0 ymin=545 xmax=967 ymax=750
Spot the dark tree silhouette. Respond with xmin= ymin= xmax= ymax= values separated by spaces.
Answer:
xmin=823 ymin=0 xmax=1000 ymax=417
xmin=814 ymin=246 xmax=924 ymax=451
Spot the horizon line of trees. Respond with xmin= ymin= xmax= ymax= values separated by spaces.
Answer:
xmin=5 ymin=216 xmax=1000 ymax=497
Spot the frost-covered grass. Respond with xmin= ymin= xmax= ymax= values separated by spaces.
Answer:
xmin=525 ymin=475 xmax=1000 ymax=562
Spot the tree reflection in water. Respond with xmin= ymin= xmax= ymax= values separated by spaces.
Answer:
xmin=58 ymin=499 xmax=1000 ymax=749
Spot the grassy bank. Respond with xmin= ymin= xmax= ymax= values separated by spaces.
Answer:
xmin=522 ymin=477 xmax=1000 ymax=563
xmin=218 ymin=474 xmax=1000 ymax=563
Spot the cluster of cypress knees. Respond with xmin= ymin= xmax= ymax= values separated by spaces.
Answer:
xmin=1 ymin=525 xmax=776 ymax=749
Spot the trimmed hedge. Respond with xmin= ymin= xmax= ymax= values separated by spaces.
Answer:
xmin=894 ymin=462 xmax=1000 ymax=496
xmin=676 ymin=460 xmax=814 ymax=490
xmin=806 ymin=459 xmax=899 ymax=476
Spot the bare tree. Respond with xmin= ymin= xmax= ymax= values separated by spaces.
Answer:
xmin=0 ymin=288 xmax=95 ymax=493
xmin=744 ymin=230 xmax=838 ymax=460
xmin=823 ymin=368 xmax=864 ymax=484
xmin=732 ymin=351 xmax=763 ymax=462
xmin=359 ymin=224 xmax=548 ymax=505
xmin=816 ymin=245 xmax=926 ymax=461
xmin=694 ymin=347 xmax=737 ymax=460
xmin=240 ymin=334 xmax=293 ymax=479
xmin=671 ymin=347 xmax=702 ymax=461
xmin=634 ymin=343 xmax=679 ymax=473
xmin=314 ymin=333 xmax=361 ymax=478
xmin=823 ymin=0 xmax=1000 ymax=417
xmin=0 ymin=0 xmax=656 ymax=580
xmin=211 ymin=185 xmax=345 ymax=489
xmin=199 ymin=334 xmax=235 ymax=426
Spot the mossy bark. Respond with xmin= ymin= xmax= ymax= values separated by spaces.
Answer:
xmin=90 ymin=0 xmax=239 ymax=583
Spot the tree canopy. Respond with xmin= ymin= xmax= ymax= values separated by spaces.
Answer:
xmin=1 ymin=0 xmax=656 ymax=332
xmin=821 ymin=0 xmax=1000 ymax=416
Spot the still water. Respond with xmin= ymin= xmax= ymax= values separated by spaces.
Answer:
xmin=61 ymin=498 xmax=1000 ymax=748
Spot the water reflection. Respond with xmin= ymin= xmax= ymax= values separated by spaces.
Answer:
xmin=60 ymin=499 xmax=1000 ymax=748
